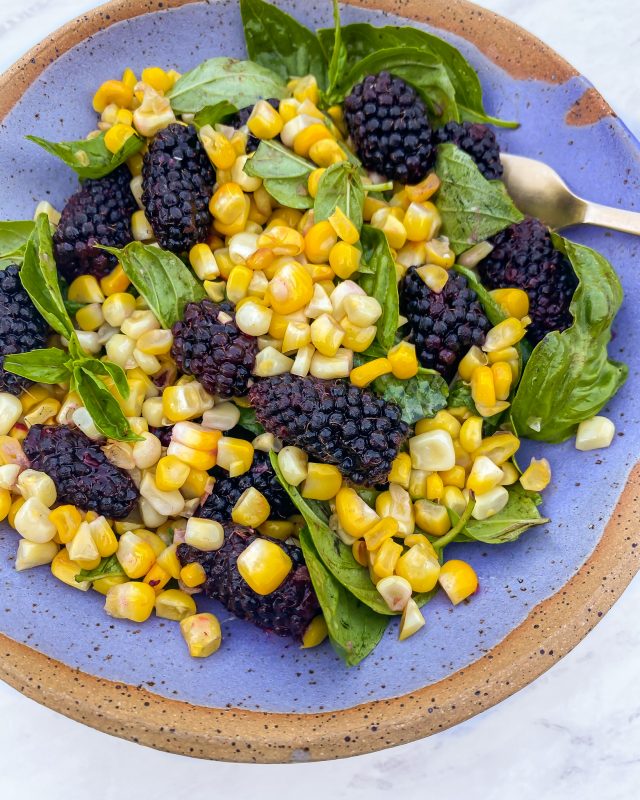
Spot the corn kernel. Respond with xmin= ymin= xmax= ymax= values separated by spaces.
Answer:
xmin=459 ymin=416 xmax=483 ymax=453
xmin=309 ymin=348 xmax=352 ymax=379
xmin=155 ymin=543 xmax=182 ymax=580
xmin=329 ymin=241 xmax=361 ymax=280
xmin=307 ymin=167 xmax=326 ymax=199
xmin=0 ymin=488 xmax=11 ymax=522
xmin=89 ymin=516 xmax=118 ymax=558
xmin=575 ymin=416 xmax=616 ymax=451
xmin=51 ymin=549 xmax=90 ymax=591
xmin=490 ymin=287 xmax=529 ymax=319
xmin=162 ymin=384 xmax=202 ymax=422
xmin=458 ymin=346 xmax=488 ymax=381
xmin=473 ymin=432 xmax=520 ymax=466
xmin=179 ymin=562 xmax=206 ymax=588
xmin=308 ymin=138 xmax=345 ymax=167
xmin=466 ymin=455 xmax=503 ymax=494
xmin=362 ymin=516 xmax=398 ymax=551
xmin=396 ymin=541 xmax=441 ymax=592
xmin=155 ymin=455 xmax=190 ymax=491
xmin=93 ymin=79 xmax=133 ymax=113
xmin=414 ymin=499 xmax=451 ymax=537
xmin=309 ymin=314 xmax=344 ymax=357
xmin=385 ymin=341 xmax=418 ymax=379
xmin=65 ymin=521 xmax=100 ymax=569
xmin=155 ymin=588 xmax=197 ymax=621
xmin=472 ymin=485 xmax=509 ymax=520
xmin=520 ymin=457 xmax=551 ymax=491
xmin=253 ymin=346 xmax=294 ymax=377
xmin=471 ymin=365 xmax=496 ymax=407
xmin=140 ymin=472 xmax=186 ymax=516
xmin=266 ymin=261 xmax=313 ymax=314
xmin=340 ymin=319 xmax=377 ymax=352
xmin=370 ymin=538 xmax=403 ymax=579
xmin=398 ymin=597 xmax=425 ymax=640
xmin=405 ymin=173 xmax=440 ymax=202
xmin=375 ymin=484 xmax=415 ymax=536
xmin=375 ymin=213 xmax=407 ymax=249
xmin=140 ymin=562 xmax=170 ymax=594
xmin=185 ymin=517 xmax=224 ymax=551
xmin=216 ymin=437 xmax=254 ymax=476
xmin=301 ymin=463 xmax=342 ymax=501
xmin=416 ymin=264 xmax=449 ymax=294
xmin=423 ymin=472 xmax=443 ymax=501
xmin=409 ymin=429 xmax=456 ymax=472
xmin=14 ymin=497 xmax=57 ymax=543
xmin=17 ymin=469 xmax=56 ymax=507
xmin=104 ymin=122 xmax=136 ymax=154
xmin=335 ymin=487 xmax=379 ymax=538
xmin=277 ymin=446 xmax=308 ymax=487
xmin=210 ymin=182 xmax=246 ymax=224
xmin=104 ymin=581 xmax=155 ymax=622
xmin=100 ymin=264 xmax=131 ymax=296
xmin=180 ymin=613 xmax=222 ymax=657
xmin=304 ymin=220 xmax=337 ymax=264
xmin=350 ymin=358 xmax=392 ymax=388
xmin=491 ymin=361 xmax=513 ymax=402
xmin=92 ymin=575 xmax=128 ymax=595
xmin=415 ymin=410 xmax=461 ymax=439
xmin=231 ymin=487 xmax=271 ymax=527
xmin=48 ymin=505 xmax=81 ymax=544
xmin=438 ymin=559 xmax=478 ymax=605
xmin=116 ymin=531 xmax=156 ymax=579
xmin=247 ymin=99 xmax=284 ymax=139
xmin=388 ymin=453 xmax=412 ymax=489
xmin=68 ymin=274 xmax=104 ymax=304
xmin=166 ymin=440 xmax=216 ymax=471
xmin=292 ymin=122 xmax=331 ymax=158
xmin=404 ymin=201 xmax=441 ymax=241
xmin=301 ymin=615 xmax=328 ymax=648
xmin=237 ymin=538 xmax=292 ymax=595
xmin=440 ymin=464 xmax=466 ymax=489
xmin=15 ymin=539 xmax=59 ymax=571
xmin=199 ymin=125 xmax=237 ymax=170
xmin=483 ymin=317 xmax=526 ymax=352
xmin=377 ymin=575 xmax=412 ymax=612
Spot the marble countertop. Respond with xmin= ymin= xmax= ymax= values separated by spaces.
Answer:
xmin=0 ymin=0 xmax=639 ymax=797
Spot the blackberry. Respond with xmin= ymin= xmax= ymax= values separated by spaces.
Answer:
xmin=478 ymin=218 xmax=578 ymax=344
xmin=344 ymin=71 xmax=434 ymax=184
xmin=171 ymin=299 xmax=257 ymax=399
xmin=53 ymin=165 xmax=137 ymax=281
xmin=141 ymin=123 xmax=215 ymax=253
xmin=400 ymin=268 xmax=490 ymax=381
xmin=249 ymin=375 xmax=408 ymax=485
xmin=178 ymin=524 xmax=320 ymax=640
xmin=434 ymin=121 xmax=503 ymax=180
xmin=0 ymin=265 xmax=49 ymax=395
xmin=228 ymin=99 xmax=280 ymax=153
xmin=198 ymin=450 xmax=295 ymax=522
xmin=23 ymin=425 xmax=138 ymax=519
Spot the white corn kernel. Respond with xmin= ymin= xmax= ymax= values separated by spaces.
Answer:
xmin=202 ymin=403 xmax=241 ymax=431
xmin=139 ymin=497 xmax=168 ymax=529
xmin=132 ymin=431 xmax=162 ymax=469
xmin=121 ymin=310 xmax=160 ymax=339
xmin=15 ymin=497 xmax=57 ymax=543
xmin=277 ymin=446 xmax=308 ymax=486
xmin=133 ymin=348 xmax=161 ymax=375
xmin=409 ymin=429 xmax=456 ymax=471
xmin=229 ymin=232 xmax=260 ymax=264
xmin=131 ymin=209 xmax=155 ymax=241
xmin=235 ymin=301 xmax=273 ymax=336
xmin=253 ymin=346 xmax=294 ymax=377
xmin=72 ymin=407 xmax=103 ymax=440
xmin=185 ymin=517 xmax=224 ymax=551
xmin=105 ymin=334 xmax=136 ymax=369
xmin=343 ymin=295 xmax=383 ymax=327
xmin=231 ymin=154 xmax=262 ymax=192
xmin=305 ymin=283 xmax=333 ymax=318
xmin=472 ymin=486 xmax=509 ymax=520
xmin=252 ymin=432 xmax=278 ymax=452
xmin=140 ymin=472 xmax=186 ymax=517
xmin=0 ymin=463 xmax=20 ymax=491
xmin=15 ymin=539 xmax=59 ymax=571
xmin=310 ymin=348 xmax=352 ymax=379
xmin=67 ymin=521 xmax=100 ymax=566
xmin=0 ymin=393 xmax=23 ymax=435
xmin=291 ymin=344 xmax=315 ymax=377
xmin=575 ymin=416 xmax=616 ymax=451
xmin=377 ymin=575 xmax=412 ymax=612
xmin=399 ymin=597 xmax=426 ymax=640
xmin=17 ymin=469 xmax=57 ymax=507
xmin=330 ymin=280 xmax=366 ymax=320
xmin=34 ymin=200 xmax=61 ymax=225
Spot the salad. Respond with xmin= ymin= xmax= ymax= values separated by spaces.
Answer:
xmin=0 ymin=0 xmax=626 ymax=665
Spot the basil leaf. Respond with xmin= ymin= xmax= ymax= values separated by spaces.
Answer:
xmin=100 ymin=242 xmax=206 ymax=328
xmin=270 ymin=452 xmax=395 ymax=616
xmin=453 ymin=263 xmax=506 ymax=326
xmin=435 ymin=143 xmax=523 ymax=254
xmin=511 ymin=236 xmax=627 ymax=442
xmin=359 ymin=225 xmax=399 ymax=350
xmin=0 ymin=220 xmax=35 ymax=266
xmin=331 ymin=47 xmax=457 ymax=125
xmin=314 ymin=161 xmax=364 ymax=232
xmin=240 ymin=0 xmax=328 ymax=89
xmin=76 ymin=554 xmax=126 ymax=583
xmin=299 ymin=527 xmax=388 ymax=666
xmin=2 ymin=348 xmax=72 ymax=384
xmin=193 ymin=101 xmax=238 ymax=129
xmin=244 ymin=140 xmax=315 ymax=208
xmin=236 ymin=405 xmax=265 ymax=435
xmin=325 ymin=0 xmax=347 ymax=100
xmin=79 ymin=357 xmax=130 ymax=400
xmin=167 ymin=57 xmax=287 ymax=114
xmin=27 ymin=132 xmax=144 ymax=180
xmin=371 ymin=369 xmax=448 ymax=425
xmin=20 ymin=214 xmax=74 ymax=338
xmin=318 ymin=23 xmax=517 ymax=128
xmin=74 ymin=365 xmax=140 ymax=442
xmin=461 ymin=485 xmax=548 ymax=544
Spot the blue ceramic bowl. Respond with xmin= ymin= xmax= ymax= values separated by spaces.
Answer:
xmin=0 ymin=0 xmax=639 ymax=762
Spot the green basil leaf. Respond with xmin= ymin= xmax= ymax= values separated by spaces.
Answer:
xmin=318 ymin=23 xmax=517 ymax=128
xmin=27 ymin=132 xmax=144 ymax=180
xmin=359 ymin=225 xmax=399 ymax=350
xmin=325 ymin=0 xmax=348 ymax=100
xmin=270 ymin=452 xmax=395 ymax=616
xmin=79 ymin=357 xmax=130 ymax=400
xmin=461 ymin=485 xmax=548 ymax=544
xmin=244 ymin=140 xmax=315 ymax=208
xmin=167 ymin=57 xmax=287 ymax=114
xmin=371 ymin=369 xmax=448 ymax=425
xmin=330 ymin=47 xmax=458 ymax=125
xmin=99 ymin=242 xmax=206 ymax=328
xmin=235 ymin=405 xmax=265 ymax=435
xmin=240 ymin=0 xmax=328 ymax=89
xmin=435 ymin=143 xmax=523 ymax=254
xmin=511 ymin=236 xmax=627 ymax=442
xmin=193 ymin=101 xmax=238 ymax=129
xmin=2 ymin=348 xmax=72 ymax=384
xmin=299 ymin=527 xmax=388 ymax=666
xmin=314 ymin=161 xmax=364 ymax=232
xmin=264 ymin=176 xmax=315 ymax=209
xmin=74 ymin=365 xmax=140 ymax=442
xmin=20 ymin=214 xmax=74 ymax=338
xmin=76 ymin=554 xmax=126 ymax=583
xmin=453 ymin=263 xmax=506 ymax=326
xmin=0 ymin=220 xmax=35 ymax=266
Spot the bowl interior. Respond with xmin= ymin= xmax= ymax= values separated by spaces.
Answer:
xmin=0 ymin=0 xmax=639 ymax=717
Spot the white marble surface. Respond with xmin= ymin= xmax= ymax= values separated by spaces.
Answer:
xmin=0 ymin=0 xmax=639 ymax=797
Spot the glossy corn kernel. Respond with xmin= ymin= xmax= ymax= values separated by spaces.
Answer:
xmin=308 ymin=314 xmax=343 ymax=357
xmin=155 ymin=543 xmax=182 ymax=580
xmin=277 ymin=445 xmax=308 ymax=487
xmin=388 ymin=453 xmax=412 ymax=490
xmin=416 ymin=264 xmax=449 ymax=294
xmin=467 ymin=455 xmax=504 ymax=494
xmin=304 ymin=220 xmax=337 ymax=264
xmin=259 ymin=225 xmax=305 ymax=257
xmin=266 ymin=261 xmax=313 ymax=315
xmin=473 ymin=432 xmax=520 ymax=466
xmin=458 ymin=346 xmax=488 ymax=382
xmin=307 ymin=167 xmax=326 ymax=198
xmin=185 ymin=517 xmax=224 ymax=552
xmin=162 ymin=384 xmax=202 ymax=422
xmin=413 ymin=499 xmax=451 ymax=537
xmin=459 ymin=416 xmax=483 ymax=453
xmin=305 ymin=283 xmax=333 ymax=318
xmin=91 ymin=575 xmax=127 ymax=596
xmin=231 ymin=487 xmax=271 ymax=527
xmin=14 ymin=539 xmax=58 ymax=571
xmin=0 ymin=394 xmax=22 ymax=436
xmin=376 ymin=484 xmax=415 ymax=536
xmin=349 ymin=358 xmax=392 ymax=388
xmin=131 ymin=209 xmax=154 ymax=241
xmin=490 ymin=287 xmax=529 ymax=319
xmin=87 ymin=516 xmax=118 ymax=558
xmin=233 ymin=299 xmax=272 ymax=337
xmin=104 ymin=581 xmax=155 ymax=623
xmin=309 ymin=348 xmax=352 ymax=379
xmin=101 ymin=292 xmax=135 ymax=328
xmin=65 ymin=521 xmax=100 ymax=569
xmin=92 ymin=79 xmax=133 ymax=112
xmin=520 ymin=457 xmax=551 ymax=491
xmin=280 ymin=320 xmax=310 ymax=354
xmin=100 ymin=265 xmax=130 ymax=298
xmin=371 ymin=538 xmax=403 ymax=580
xmin=155 ymin=588 xmax=197 ymax=621
xmin=301 ymin=463 xmax=342 ymax=501
xmin=104 ymin=122 xmax=136 ymax=154
xmin=75 ymin=302 xmax=104 ymax=331
xmin=209 ymin=182 xmax=246 ymax=224
xmin=398 ymin=597 xmax=426 ymax=640
xmin=483 ymin=317 xmax=526 ymax=352
xmin=23 ymin=398 xmax=61 ymax=427
xmin=300 ymin=615 xmax=328 ymax=649
xmin=8 ymin=497 xmax=25 ymax=529
xmin=180 ymin=562 xmax=207 ymax=588
xmin=491 ymin=361 xmax=513 ymax=401
xmin=335 ymin=487 xmax=379 ymax=538
xmin=342 ymin=296 xmax=381 ymax=330
xmin=130 ymin=431 xmax=161 ymax=470
xmin=440 ymin=465 xmax=466 ymax=489
xmin=405 ymin=173 xmax=440 ymax=202
xmin=339 ymin=319 xmax=376 ymax=353
xmin=180 ymin=613 xmax=222 ymax=657
xmin=171 ymin=421 xmax=220 ymax=453
xmin=415 ymin=410 xmax=461 ymax=439
xmin=499 ymin=461 xmax=519 ymax=486
xmin=140 ymin=472 xmax=186 ymax=517
xmin=292 ymin=122 xmax=331 ymax=157
xmin=409 ymin=428 xmax=456 ymax=472
xmin=325 ymin=207 xmax=358 ymax=245
xmin=384 ymin=341 xmax=418 ymax=380
xmin=136 ymin=329 xmax=173 ymax=357
xmin=472 ymin=485 xmax=509 ymax=520
xmin=48 ymin=505 xmax=82 ymax=544
xmin=178 ymin=469 xmax=210 ymax=502
xmin=471 ymin=365 xmax=496 ymax=407
xmin=237 ymin=538 xmax=292 ymax=595
xmin=116 ymin=531 xmax=156 ymax=579
xmin=362 ymin=516 xmax=398 ymax=552
xmin=329 ymin=241 xmax=361 ymax=280
xmin=575 ymin=416 xmax=616 ymax=451
xmin=0 ymin=488 xmax=11 ymax=522
xmin=403 ymin=201 xmax=441 ymax=241
xmin=419 ymin=472 xmax=441 ymax=502
xmin=247 ymin=99 xmax=283 ymax=139
xmin=425 ymin=237 xmax=455 ymax=268
xmin=121 ymin=309 xmax=160 ymax=339
xmin=155 ymin=455 xmax=189 ymax=492
xmin=377 ymin=575 xmax=412 ymax=612
xmin=253 ymin=346 xmax=293 ymax=377
xmin=396 ymin=541 xmax=441 ymax=593
xmin=166 ymin=440 xmax=216 ymax=472
xmin=439 ymin=560 xmax=479 ymax=605
xmin=140 ymin=562 xmax=170 ymax=594
xmin=187 ymin=243 xmax=219 ymax=282
xmin=51 ymin=549 xmax=90 ymax=591
xmin=17 ymin=469 xmax=56 ymax=507
xmin=216 ymin=437 xmax=254 ymax=477
xmin=14 ymin=497 xmax=57 ymax=543
xmin=224 ymin=264 xmax=252 ymax=304
xmin=68 ymin=274 xmax=104 ymax=304
xmin=308 ymin=138 xmax=345 ymax=167
xmin=376 ymin=212 xmax=407 ymax=249
xmin=199 ymin=125 xmax=236 ymax=170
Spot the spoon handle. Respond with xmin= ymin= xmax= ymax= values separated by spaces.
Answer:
xmin=581 ymin=201 xmax=640 ymax=236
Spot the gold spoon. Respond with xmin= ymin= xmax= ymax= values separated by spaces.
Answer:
xmin=500 ymin=153 xmax=640 ymax=235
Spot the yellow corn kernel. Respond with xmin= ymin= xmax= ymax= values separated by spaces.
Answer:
xmin=51 ymin=549 xmax=90 ymax=591
xmin=268 ymin=207 xmax=303 ymax=229
xmin=89 ymin=516 xmax=118 ymax=557
xmin=340 ymin=319 xmax=376 ymax=353
xmin=388 ymin=453 xmax=412 ymax=489
xmin=0 ymin=488 xmax=11 ymax=522
xmin=405 ymin=173 xmax=441 ymax=202
xmin=224 ymin=264 xmax=253 ymax=304
xmin=166 ymin=441 xmax=216 ymax=471
xmin=307 ymin=167 xmax=326 ymax=198
xmin=75 ymin=303 xmax=104 ymax=331
xmin=216 ymin=437 xmax=254 ymax=476
xmin=440 ymin=464 xmax=466 ymax=489
xmin=201 ymin=127 xmax=237 ymax=170
xmin=439 ymin=559 xmax=478 ymax=605
xmin=231 ymin=487 xmax=271 ymax=527
xmin=307 ymin=138 xmax=344 ymax=168
xmin=304 ymin=221 xmax=337 ymax=264
xmin=259 ymin=226 xmax=305 ymax=257
xmin=399 ymin=597 xmax=426 ymax=640
xmin=180 ymin=613 xmax=222 ymax=657
xmin=335 ymin=487 xmax=379 ymax=538
xmin=301 ymin=463 xmax=342 ymax=501
xmin=473 ymin=432 xmax=520 ymax=466
xmin=237 ymin=538 xmax=292 ymax=595
xmin=105 ymin=581 xmax=156 ymax=622
xmin=8 ymin=497 xmax=25 ymax=529
xmin=293 ymin=123 xmax=331 ymax=157
xmin=466 ymin=454 xmax=504 ymax=495
xmin=375 ymin=213 xmax=406 ymax=249
xmin=92 ymin=575 xmax=128 ymax=595
xmin=350 ymin=358 xmax=392 ymax=388
xmin=458 ymin=345 xmax=488 ymax=382
xmin=415 ymin=411 xmax=461 ymax=440
xmin=370 ymin=538 xmax=403 ymax=579
xmin=424 ymin=237 xmax=455 ymax=268
xmin=143 ymin=562 xmax=171 ymax=594
xmin=395 ymin=541 xmax=441 ymax=593
xmin=155 ymin=543 xmax=182 ymax=580
xmin=375 ymin=484 xmax=415 ymax=536
xmin=459 ymin=416 xmax=483 ymax=453
xmin=68 ymin=274 xmax=105 ymax=304
xmin=209 ymin=182 xmax=246 ymax=224
xmin=363 ymin=516 xmax=399 ymax=552
xmin=471 ymin=365 xmax=496 ymax=407
xmin=414 ymin=499 xmax=451 ymax=536
xmin=425 ymin=472 xmax=444 ymax=502
xmin=20 ymin=385 xmax=50 ymax=414
xmin=363 ymin=195 xmax=387 ymax=221
xmin=329 ymin=241 xmax=361 ymax=280
xmin=162 ymin=384 xmax=202 ymax=422
xmin=245 ymin=99 xmax=282 ymax=139
xmin=254 ymin=522 xmax=293 ymax=544
xmin=188 ymin=243 xmax=220 ymax=282
xmin=154 ymin=455 xmax=189 ymax=492
xmin=350 ymin=539 xmax=367 ymax=566
xmin=266 ymin=261 xmax=314 ymax=314
xmin=155 ymin=588 xmax=197 ymax=621
xmin=104 ymin=123 xmax=136 ymax=154
xmin=415 ymin=264 xmax=449 ymax=294
xmin=326 ymin=206 xmax=358 ymax=244
xmin=212 ymin=247 xmax=234 ymax=280
xmin=403 ymin=201 xmax=441 ymax=242
xmin=102 ymin=292 xmax=136 ymax=328
xmin=490 ymin=361 xmax=512 ymax=402
xmin=180 ymin=562 xmax=207 ymax=588
xmin=180 ymin=468 xmax=210 ymax=501
xmin=22 ymin=398 xmax=60 ymax=428
xmin=500 ymin=461 xmax=520 ymax=486
xmin=141 ymin=66 xmax=173 ymax=93
xmin=520 ymin=457 xmax=551 ymax=491
xmin=281 ymin=320 xmax=311 ymax=353
xmin=93 ymin=79 xmax=133 ymax=112
xmin=490 ymin=288 xmax=530 ymax=319
xmin=121 ymin=67 xmax=137 ymax=89
xmin=483 ymin=317 xmax=526 ymax=352
xmin=117 ymin=531 xmax=156 ymax=579
xmin=301 ymin=615 xmax=328 ymax=648
xmin=310 ymin=314 xmax=344 ymax=357
xmin=136 ymin=329 xmax=173 ymax=356
xmin=172 ymin=421 xmax=220 ymax=452
xmin=387 ymin=341 xmax=419 ymax=379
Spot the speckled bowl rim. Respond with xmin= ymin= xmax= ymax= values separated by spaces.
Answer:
xmin=0 ymin=0 xmax=637 ymax=763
